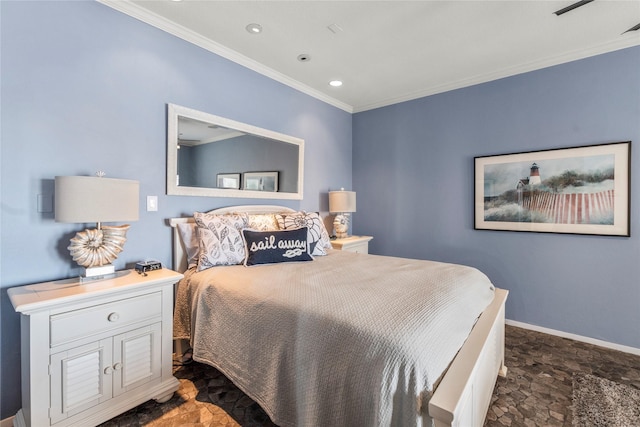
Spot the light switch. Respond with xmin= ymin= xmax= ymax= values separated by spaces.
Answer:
xmin=146 ymin=196 xmax=158 ymax=212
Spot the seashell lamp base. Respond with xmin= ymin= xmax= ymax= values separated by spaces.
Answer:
xmin=68 ymin=225 xmax=130 ymax=279
xmin=333 ymin=213 xmax=350 ymax=239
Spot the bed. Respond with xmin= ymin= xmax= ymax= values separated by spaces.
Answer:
xmin=169 ymin=205 xmax=508 ymax=427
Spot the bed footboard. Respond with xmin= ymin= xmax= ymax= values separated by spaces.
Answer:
xmin=429 ymin=288 xmax=508 ymax=427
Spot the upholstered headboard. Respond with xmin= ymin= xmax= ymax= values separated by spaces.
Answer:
xmin=168 ymin=205 xmax=297 ymax=273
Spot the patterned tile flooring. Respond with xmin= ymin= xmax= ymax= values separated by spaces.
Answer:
xmin=101 ymin=325 xmax=640 ymax=427
xmin=486 ymin=326 xmax=639 ymax=427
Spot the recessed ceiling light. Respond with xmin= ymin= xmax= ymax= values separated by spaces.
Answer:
xmin=246 ymin=23 xmax=263 ymax=34
xmin=329 ymin=80 xmax=343 ymax=87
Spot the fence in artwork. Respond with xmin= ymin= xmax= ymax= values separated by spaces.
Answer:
xmin=518 ymin=189 xmax=614 ymax=224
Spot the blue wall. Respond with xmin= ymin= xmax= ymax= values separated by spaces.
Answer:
xmin=185 ymin=135 xmax=299 ymax=192
xmin=0 ymin=1 xmax=351 ymax=418
xmin=353 ymin=46 xmax=640 ymax=350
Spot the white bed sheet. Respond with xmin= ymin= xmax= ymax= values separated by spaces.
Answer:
xmin=174 ymin=250 xmax=495 ymax=427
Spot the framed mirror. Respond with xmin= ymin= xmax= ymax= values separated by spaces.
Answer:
xmin=167 ymin=104 xmax=304 ymax=199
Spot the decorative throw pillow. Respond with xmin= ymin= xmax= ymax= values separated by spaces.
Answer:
xmin=194 ymin=212 xmax=249 ymax=271
xmin=176 ymin=222 xmax=199 ymax=269
xmin=248 ymin=213 xmax=280 ymax=231
xmin=276 ymin=211 xmax=332 ymax=256
xmin=242 ymin=228 xmax=313 ymax=266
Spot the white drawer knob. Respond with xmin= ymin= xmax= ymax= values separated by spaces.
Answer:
xmin=104 ymin=366 xmax=113 ymax=375
xmin=113 ymin=362 xmax=122 ymax=371
xmin=107 ymin=312 xmax=120 ymax=322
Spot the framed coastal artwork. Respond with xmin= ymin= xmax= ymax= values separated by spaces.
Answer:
xmin=474 ymin=141 xmax=630 ymax=236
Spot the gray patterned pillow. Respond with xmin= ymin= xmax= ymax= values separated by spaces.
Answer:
xmin=194 ymin=212 xmax=249 ymax=271
xmin=275 ymin=211 xmax=332 ymax=256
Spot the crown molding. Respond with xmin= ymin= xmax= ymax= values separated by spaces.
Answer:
xmin=97 ymin=0 xmax=354 ymax=113
xmin=354 ymin=36 xmax=640 ymax=113
xmin=98 ymin=0 xmax=638 ymax=114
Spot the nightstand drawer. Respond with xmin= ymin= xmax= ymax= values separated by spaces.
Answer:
xmin=341 ymin=244 xmax=368 ymax=254
xmin=50 ymin=292 xmax=162 ymax=347
xmin=331 ymin=236 xmax=373 ymax=254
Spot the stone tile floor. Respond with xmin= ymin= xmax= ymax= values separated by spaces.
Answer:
xmin=101 ymin=325 xmax=640 ymax=426
xmin=486 ymin=326 xmax=640 ymax=427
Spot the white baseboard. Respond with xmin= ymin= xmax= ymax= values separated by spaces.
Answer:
xmin=1 ymin=416 xmax=14 ymax=427
xmin=506 ymin=319 xmax=640 ymax=356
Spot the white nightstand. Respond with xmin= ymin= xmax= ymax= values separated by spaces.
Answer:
xmin=330 ymin=235 xmax=373 ymax=254
xmin=8 ymin=268 xmax=183 ymax=427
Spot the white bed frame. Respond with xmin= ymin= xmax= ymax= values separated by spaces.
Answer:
xmin=169 ymin=205 xmax=508 ymax=427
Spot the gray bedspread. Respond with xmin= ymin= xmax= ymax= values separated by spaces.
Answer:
xmin=174 ymin=250 xmax=495 ymax=427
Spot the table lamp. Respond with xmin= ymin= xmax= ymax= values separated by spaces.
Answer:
xmin=329 ymin=189 xmax=356 ymax=239
xmin=55 ymin=173 xmax=139 ymax=280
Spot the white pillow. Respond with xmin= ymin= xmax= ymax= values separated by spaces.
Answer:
xmin=193 ymin=212 xmax=249 ymax=271
xmin=276 ymin=211 xmax=332 ymax=256
xmin=176 ymin=222 xmax=199 ymax=269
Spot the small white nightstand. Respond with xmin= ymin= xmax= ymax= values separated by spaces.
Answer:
xmin=8 ymin=268 xmax=183 ymax=427
xmin=330 ymin=235 xmax=373 ymax=254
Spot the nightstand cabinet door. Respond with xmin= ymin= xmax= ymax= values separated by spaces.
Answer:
xmin=50 ymin=339 xmax=114 ymax=424
xmin=49 ymin=322 xmax=163 ymax=425
xmin=113 ymin=322 xmax=162 ymax=396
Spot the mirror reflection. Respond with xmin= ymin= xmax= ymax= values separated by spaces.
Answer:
xmin=167 ymin=104 xmax=304 ymax=200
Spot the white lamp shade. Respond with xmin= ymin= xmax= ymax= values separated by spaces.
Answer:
xmin=55 ymin=176 xmax=139 ymax=223
xmin=329 ymin=190 xmax=356 ymax=213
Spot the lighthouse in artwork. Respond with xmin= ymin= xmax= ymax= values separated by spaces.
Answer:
xmin=529 ymin=163 xmax=541 ymax=185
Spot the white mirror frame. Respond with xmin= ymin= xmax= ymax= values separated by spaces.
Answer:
xmin=167 ymin=103 xmax=304 ymax=200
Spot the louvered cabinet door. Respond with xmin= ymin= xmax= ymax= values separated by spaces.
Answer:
xmin=49 ymin=339 xmax=114 ymax=424
xmin=112 ymin=323 xmax=162 ymax=396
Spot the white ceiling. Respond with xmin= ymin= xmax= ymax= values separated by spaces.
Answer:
xmin=101 ymin=0 xmax=640 ymax=113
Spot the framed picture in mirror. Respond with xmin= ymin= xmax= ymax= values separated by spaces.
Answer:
xmin=217 ymin=173 xmax=241 ymax=189
xmin=243 ymin=172 xmax=279 ymax=192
